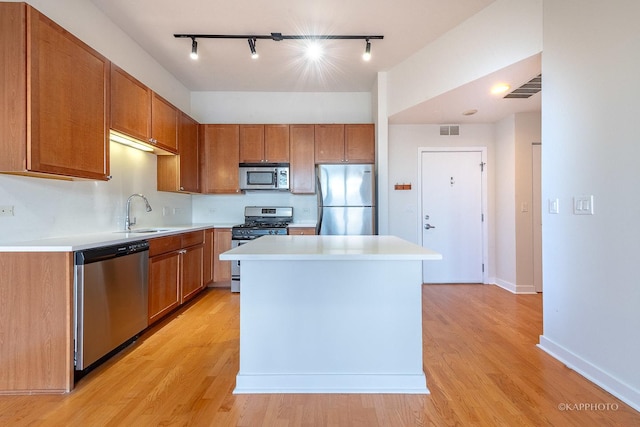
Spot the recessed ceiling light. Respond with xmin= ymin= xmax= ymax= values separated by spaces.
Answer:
xmin=491 ymin=83 xmax=510 ymax=95
xmin=462 ymin=109 xmax=478 ymax=116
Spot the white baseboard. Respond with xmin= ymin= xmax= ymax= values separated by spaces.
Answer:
xmin=538 ymin=335 xmax=640 ymax=412
xmin=234 ymin=373 xmax=430 ymax=394
xmin=493 ymin=278 xmax=537 ymax=294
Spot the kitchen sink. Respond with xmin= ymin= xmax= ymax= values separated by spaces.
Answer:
xmin=116 ymin=228 xmax=171 ymax=233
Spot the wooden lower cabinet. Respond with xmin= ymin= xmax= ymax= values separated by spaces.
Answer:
xmin=203 ymin=228 xmax=215 ymax=286
xmin=0 ymin=252 xmax=74 ymax=393
xmin=288 ymin=227 xmax=316 ymax=235
xmin=148 ymin=250 xmax=181 ymax=324
xmin=181 ymin=244 xmax=204 ymax=303
xmin=148 ymin=231 xmax=205 ymax=324
xmin=213 ymin=228 xmax=232 ymax=283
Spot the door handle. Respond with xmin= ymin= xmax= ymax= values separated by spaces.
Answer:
xmin=424 ymin=223 xmax=436 ymax=230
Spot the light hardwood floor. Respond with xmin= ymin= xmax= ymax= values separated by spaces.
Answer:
xmin=1 ymin=285 xmax=638 ymax=426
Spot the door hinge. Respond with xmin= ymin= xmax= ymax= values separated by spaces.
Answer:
xmin=480 ymin=162 xmax=486 ymax=172
xmin=482 ymin=263 xmax=485 ymax=273
xmin=481 ymin=213 xmax=484 ymax=222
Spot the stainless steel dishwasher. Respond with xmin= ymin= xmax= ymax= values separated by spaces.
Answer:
xmin=74 ymin=240 xmax=149 ymax=371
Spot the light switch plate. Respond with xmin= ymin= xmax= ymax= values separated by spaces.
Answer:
xmin=574 ymin=195 xmax=594 ymax=215
xmin=548 ymin=198 xmax=559 ymax=214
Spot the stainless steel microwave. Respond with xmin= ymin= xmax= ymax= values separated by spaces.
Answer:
xmin=239 ymin=164 xmax=290 ymax=190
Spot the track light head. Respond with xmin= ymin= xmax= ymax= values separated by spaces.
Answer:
xmin=248 ymin=38 xmax=259 ymax=59
xmin=190 ymin=37 xmax=198 ymax=60
xmin=362 ymin=39 xmax=371 ymax=61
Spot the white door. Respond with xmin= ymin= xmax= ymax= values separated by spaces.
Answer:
xmin=420 ymin=150 xmax=484 ymax=283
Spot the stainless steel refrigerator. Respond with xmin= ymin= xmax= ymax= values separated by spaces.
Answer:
xmin=316 ymin=164 xmax=376 ymax=235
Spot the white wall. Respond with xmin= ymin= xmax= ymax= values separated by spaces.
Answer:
xmin=387 ymin=124 xmax=497 ymax=278
xmin=494 ymin=116 xmax=516 ymax=288
xmin=0 ymin=145 xmax=192 ymax=243
xmin=539 ymin=0 xmax=640 ymax=410
xmin=514 ymin=112 xmax=541 ymax=293
xmin=493 ymin=112 xmax=541 ymax=293
xmin=191 ymin=91 xmax=371 ymax=124
xmin=387 ymin=0 xmax=542 ymax=117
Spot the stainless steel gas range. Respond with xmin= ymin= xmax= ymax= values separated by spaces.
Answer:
xmin=230 ymin=206 xmax=293 ymax=292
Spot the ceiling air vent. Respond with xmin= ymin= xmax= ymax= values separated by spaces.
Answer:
xmin=504 ymin=74 xmax=541 ymax=99
xmin=440 ymin=125 xmax=460 ymax=136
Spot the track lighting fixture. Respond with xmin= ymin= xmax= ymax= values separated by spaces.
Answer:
xmin=362 ymin=39 xmax=371 ymax=61
xmin=190 ymin=37 xmax=198 ymax=60
xmin=175 ymin=33 xmax=383 ymax=61
xmin=248 ymin=38 xmax=259 ymax=59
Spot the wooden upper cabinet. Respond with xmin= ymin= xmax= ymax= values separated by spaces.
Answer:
xmin=201 ymin=124 xmax=240 ymax=194
xmin=345 ymin=124 xmax=375 ymax=163
xmin=314 ymin=124 xmax=345 ymax=163
xmin=110 ymin=65 xmax=151 ymax=142
xmin=239 ymin=124 xmax=289 ymax=163
xmin=111 ymin=65 xmax=177 ymax=154
xmin=264 ymin=125 xmax=290 ymax=163
xmin=151 ymin=93 xmax=178 ymax=153
xmin=239 ymin=125 xmax=265 ymax=163
xmin=290 ymin=125 xmax=315 ymax=194
xmin=314 ymin=124 xmax=375 ymax=164
xmin=157 ymin=112 xmax=199 ymax=193
xmin=0 ymin=3 xmax=110 ymax=180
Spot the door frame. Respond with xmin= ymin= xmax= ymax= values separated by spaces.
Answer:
xmin=417 ymin=146 xmax=489 ymax=284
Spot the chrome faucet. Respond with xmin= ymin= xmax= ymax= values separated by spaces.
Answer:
xmin=125 ymin=194 xmax=152 ymax=231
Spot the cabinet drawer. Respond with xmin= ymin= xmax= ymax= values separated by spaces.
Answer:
xmin=181 ymin=230 xmax=204 ymax=248
xmin=149 ymin=235 xmax=182 ymax=257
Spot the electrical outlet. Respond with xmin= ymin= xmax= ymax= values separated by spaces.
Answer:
xmin=0 ymin=205 xmax=14 ymax=217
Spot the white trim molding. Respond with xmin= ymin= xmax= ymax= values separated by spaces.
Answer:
xmin=538 ymin=335 xmax=640 ymax=412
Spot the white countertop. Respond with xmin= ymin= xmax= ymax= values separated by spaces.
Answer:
xmin=220 ymin=235 xmax=442 ymax=261
xmin=0 ymin=223 xmax=237 ymax=252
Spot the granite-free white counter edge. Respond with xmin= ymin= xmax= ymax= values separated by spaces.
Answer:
xmin=220 ymin=235 xmax=442 ymax=261
xmin=0 ymin=223 xmax=237 ymax=252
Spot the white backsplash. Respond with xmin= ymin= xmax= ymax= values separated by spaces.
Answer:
xmin=192 ymin=192 xmax=318 ymax=225
xmin=0 ymin=142 xmax=318 ymax=244
xmin=0 ymin=143 xmax=192 ymax=243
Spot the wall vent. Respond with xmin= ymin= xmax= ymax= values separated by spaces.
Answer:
xmin=440 ymin=125 xmax=460 ymax=136
xmin=504 ymin=74 xmax=541 ymax=99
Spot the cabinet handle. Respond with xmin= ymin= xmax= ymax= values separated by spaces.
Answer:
xmin=148 ymin=138 xmax=157 ymax=145
xmin=180 ymin=186 xmax=184 ymax=191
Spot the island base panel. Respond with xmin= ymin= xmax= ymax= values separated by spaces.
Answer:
xmin=235 ymin=260 xmax=428 ymax=394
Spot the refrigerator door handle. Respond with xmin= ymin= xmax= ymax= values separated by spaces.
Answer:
xmin=316 ymin=172 xmax=324 ymax=235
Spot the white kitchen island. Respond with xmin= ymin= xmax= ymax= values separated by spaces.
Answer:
xmin=220 ymin=235 xmax=442 ymax=394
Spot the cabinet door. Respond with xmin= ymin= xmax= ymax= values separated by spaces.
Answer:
xmin=264 ymin=124 xmax=290 ymax=163
xmin=149 ymin=251 xmax=180 ymax=324
xmin=213 ymin=228 xmax=232 ymax=283
xmin=314 ymin=124 xmax=345 ymax=163
xmin=28 ymin=7 xmax=110 ymax=180
xmin=203 ymin=228 xmax=215 ymax=286
xmin=201 ymin=125 xmax=240 ymax=194
xmin=290 ymin=125 xmax=315 ymax=194
xmin=157 ymin=112 xmax=199 ymax=193
xmin=178 ymin=113 xmax=199 ymax=191
xmin=239 ymin=124 xmax=265 ymax=163
xmin=181 ymin=245 xmax=204 ymax=303
xmin=111 ymin=64 xmax=151 ymax=143
xmin=151 ymin=93 xmax=178 ymax=153
xmin=345 ymin=124 xmax=375 ymax=163
xmin=288 ymin=227 xmax=316 ymax=235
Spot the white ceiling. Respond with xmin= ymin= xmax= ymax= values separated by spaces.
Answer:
xmin=90 ymin=0 xmax=540 ymax=124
